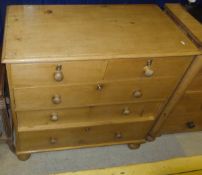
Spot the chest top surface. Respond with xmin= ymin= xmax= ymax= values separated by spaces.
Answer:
xmin=2 ymin=4 xmax=200 ymax=64
xmin=165 ymin=4 xmax=202 ymax=49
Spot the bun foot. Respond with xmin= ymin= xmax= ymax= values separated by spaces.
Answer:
xmin=128 ymin=143 xmax=140 ymax=150
xmin=17 ymin=153 xmax=31 ymax=161
xmin=146 ymin=135 xmax=155 ymax=142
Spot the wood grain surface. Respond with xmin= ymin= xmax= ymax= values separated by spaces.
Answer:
xmin=2 ymin=5 xmax=200 ymax=63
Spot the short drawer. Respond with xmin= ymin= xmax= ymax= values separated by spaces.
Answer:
xmin=10 ymin=56 xmax=192 ymax=87
xmin=14 ymin=77 xmax=177 ymax=111
xmin=17 ymin=102 xmax=162 ymax=131
xmin=104 ymin=56 xmax=192 ymax=80
xmin=18 ymin=120 xmax=153 ymax=152
xmin=10 ymin=60 xmax=108 ymax=87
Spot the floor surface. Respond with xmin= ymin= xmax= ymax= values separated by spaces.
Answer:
xmin=55 ymin=155 xmax=202 ymax=175
xmin=0 ymin=131 xmax=202 ymax=175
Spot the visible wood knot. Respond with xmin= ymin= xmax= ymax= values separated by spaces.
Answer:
xmin=45 ymin=9 xmax=53 ymax=14
xmin=78 ymin=140 xmax=85 ymax=144
xmin=130 ymin=21 xmax=135 ymax=24
xmin=101 ymin=5 xmax=108 ymax=7
xmin=15 ymin=37 xmax=22 ymax=41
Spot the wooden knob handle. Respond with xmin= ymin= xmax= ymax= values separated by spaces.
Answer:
xmin=50 ymin=112 xmax=59 ymax=121
xmin=144 ymin=59 xmax=154 ymax=77
xmin=50 ymin=137 xmax=57 ymax=144
xmin=97 ymin=83 xmax=104 ymax=91
xmin=114 ymin=132 xmax=123 ymax=139
xmin=54 ymin=71 xmax=64 ymax=82
xmin=52 ymin=95 xmax=61 ymax=104
xmin=186 ymin=121 xmax=195 ymax=129
xmin=144 ymin=66 xmax=154 ymax=77
xmin=54 ymin=64 xmax=64 ymax=82
xmin=122 ymin=107 xmax=131 ymax=115
xmin=133 ymin=90 xmax=142 ymax=98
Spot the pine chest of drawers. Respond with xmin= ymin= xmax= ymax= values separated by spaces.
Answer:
xmin=1 ymin=4 xmax=200 ymax=160
xmin=160 ymin=4 xmax=202 ymax=134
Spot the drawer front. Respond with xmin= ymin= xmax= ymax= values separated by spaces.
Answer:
xmin=11 ymin=60 xmax=108 ymax=87
xmin=11 ymin=56 xmax=192 ymax=87
xmin=17 ymin=102 xmax=162 ymax=131
xmin=18 ymin=120 xmax=153 ymax=152
xmin=173 ymin=92 xmax=202 ymax=114
xmin=104 ymin=56 xmax=192 ymax=80
xmin=161 ymin=112 xmax=202 ymax=134
xmin=187 ymin=74 xmax=202 ymax=91
xmin=161 ymin=91 xmax=202 ymax=134
xmin=14 ymin=77 xmax=177 ymax=111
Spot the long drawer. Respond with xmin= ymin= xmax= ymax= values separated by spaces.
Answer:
xmin=173 ymin=91 xmax=202 ymax=114
xmin=14 ymin=77 xmax=177 ymax=110
xmin=18 ymin=120 xmax=154 ymax=152
xmin=187 ymin=74 xmax=202 ymax=91
xmin=17 ymin=102 xmax=162 ymax=131
xmin=10 ymin=56 xmax=192 ymax=87
xmin=161 ymin=112 xmax=202 ymax=134
xmin=161 ymin=91 xmax=202 ymax=134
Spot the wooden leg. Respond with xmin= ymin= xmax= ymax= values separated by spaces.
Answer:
xmin=128 ymin=143 xmax=140 ymax=150
xmin=17 ymin=154 xmax=31 ymax=161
